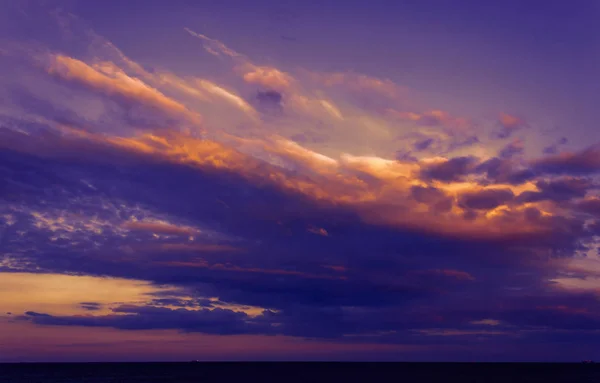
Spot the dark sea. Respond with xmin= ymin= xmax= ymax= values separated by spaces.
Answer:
xmin=2 ymin=362 xmax=600 ymax=383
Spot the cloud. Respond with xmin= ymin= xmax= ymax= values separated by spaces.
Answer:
xmin=255 ymin=90 xmax=284 ymax=112
xmin=392 ymin=110 xmax=472 ymax=132
xmin=419 ymin=156 xmax=478 ymax=182
xmin=121 ymin=220 xmax=201 ymax=236
xmin=148 ymin=298 xmax=215 ymax=308
xmin=184 ymin=28 xmax=244 ymax=59
xmin=413 ymin=138 xmax=435 ymax=152
xmin=531 ymin=144 xmax=600 ymax=176
xmin=458 ymin=188 xmax=514 ymax=210
xmin=447 ymin=135 xmax=480 ymax=153
xmin=543 ymin=137 xmax=568 ymax=155
xmin=318 ymin=100 xmax=343 ymax=120
xmin=195 ymin=79 xmax=256 ymax=117
xmin=80 ymin=302 xmax=102 ymax=311
xmin=159 ymin=261 xmax=347 ymax=281
xmin=45 ymin=55 xmax=203 ymax=127
xmin=517 ymin=177 xmax=592 ymax=203
xmin=308 ymin=227 xmax=329 ymax=237
xmin=498 ymin=139 xmax=524 ymax=159
xmin=242 ymin=66 xmax=293 ymax=90
xmin=422 ymin=269 xmax=475 ymax=281
xmin=494 ymin=113 xmax=528 ymax=139
xmin=310 ymin=72 xmax=403 ymax=99
xmin=410 ymin=186 xmax=453 ymax=213
xmin=410 ymin=186 xmax=447 ymax=203
xmin=22 ymin=305 xmax=272 ymax=335
xmin=470 ymin=319 xmax=501 ymax=326
xmin=474 ymin=157 xmax=535 ymax=185
xmin=6 ymin=135 xmax=600 ymax=343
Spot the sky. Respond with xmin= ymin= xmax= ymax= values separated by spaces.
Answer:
xmin=1 ymin=0 xmax=600 ymax=362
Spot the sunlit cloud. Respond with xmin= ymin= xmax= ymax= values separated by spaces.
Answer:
xmin=45 ymin=54 xmax=203 ymax=127
xmin=195 ymin=79 xmax=257 ymax=117
xmin=242 ymin=66 xmax=294 ymax=90
xmin=184 ymin=28 xmax=244 ymax=59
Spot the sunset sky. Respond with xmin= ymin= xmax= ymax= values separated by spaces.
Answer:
xmin=1 ymin=0 xmax=600 ymax=362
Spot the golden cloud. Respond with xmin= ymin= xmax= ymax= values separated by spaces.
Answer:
xmin=242 ymin=66 xmax=294 ymax=90
xmin=46 ymin=55 xmax=203 ymax=126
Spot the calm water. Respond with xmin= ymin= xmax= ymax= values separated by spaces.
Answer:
xmin=2 ymin=362 xmax=600 ymax=382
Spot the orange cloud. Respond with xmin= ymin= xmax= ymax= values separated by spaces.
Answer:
xmin=499 ymin=113 xmax=524 ymax=129
xmin=194 ymin=79 xmax=257 ymax=117
xmin=6 ymin=50 xmax=553 ymax=248
xmin=287 ymin=94 xmax=345 ymax=121
xmin=121 ymin=221 xmax=201 ymax=236
xmin=310 ymin=71 xmax=405 ymax=100
xmin=46 ymin=55 xmax=203 ymax=126
xmin=242 ymin=66 xmax=293 ymax=90
xmin=152 ymin=72 xmax=209 ymax=101
xmin=28 ymin=126 xmax=554 ymax=241
xmin=388 ymin=109 xmax=472 ymax=132
xmin=308 ymin=227 xmax=329 ymax=236
xmin=10 ymin=33 xmax=548 ymax=250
